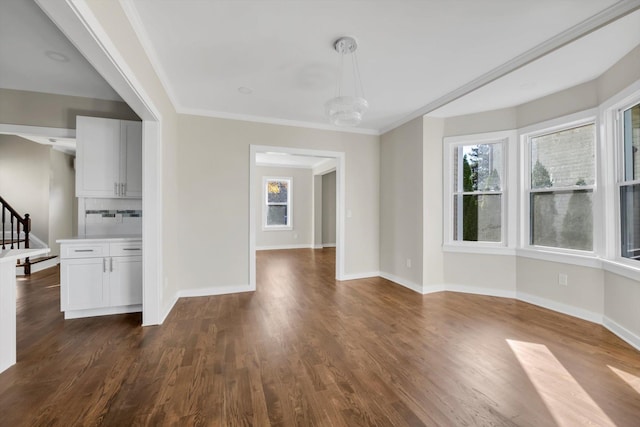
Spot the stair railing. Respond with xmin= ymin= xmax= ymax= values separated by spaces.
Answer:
xmin=1 ymin=196 xmax=31 ymax=274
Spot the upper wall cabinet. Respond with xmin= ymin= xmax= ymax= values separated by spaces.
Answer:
xmin=76 ymin=116 xmax=142 ymax=198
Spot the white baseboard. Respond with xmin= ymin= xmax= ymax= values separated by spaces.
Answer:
xmin=160 ymin=292 xmax=179 ymax=324
xmin=379 ymin=271 xmax=424 ymax=293
xmin=516 ymin=291 xmax=603 ymax=324
xmin=256 ymin=244 xmax=313 ymax=251
xmin=64 ymin=304 xmax=141 ymax=319
xmin=340 ymin=271 xmax=380 ymax=281
xmin=313 ymin=244 xmax=323 ymax=249
xmin=603 ymin=316 xmax=640 ymax=352
xmin=323 ymin=243 xmax=336 ymax=248
xmin=178 ymin=284 xmax=253 ymax=298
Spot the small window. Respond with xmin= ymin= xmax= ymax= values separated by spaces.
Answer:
xmin=526 ymin=123 xmax=595 ymax=251
xmin=443 ymin=130 xmax=515 ymax=252
xmin=264 ymin=177 xmax=292 ymax=230
xmin=620 ymin=102 xmax=640 ymax=260
xmin=453 ymin=142 xmax=504 ymax=242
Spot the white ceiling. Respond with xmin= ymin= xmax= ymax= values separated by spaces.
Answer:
xmin=1 ymin=1 xmax=639 ymax=136
xmin=124 ymin=0 xmax=640 ymax=134
xmin=0 ymin=0 xmax=121 ymax=101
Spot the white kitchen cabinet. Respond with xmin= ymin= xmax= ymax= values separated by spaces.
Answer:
xmin=61 ymin=257 xmax=107 ymax=311
xmin=109 ymin=255 xmax=142 ymax=307
xmin=76 ymin=116 xmax=142 ymax=198
xmin=58 ymin=238 xmax=142 ymax=319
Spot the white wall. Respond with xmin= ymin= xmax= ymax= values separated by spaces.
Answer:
xmin=516 ymin=258 xmax=604 ymax=321
xmin=422 ymin=117 xmax=445 ymax=287
xmin=0 ymin=88 xmax=139 ymax=129
xmin=177 ymin=114 xmax=379 ymax=291
xmin=444 ymin=253 xmax=517 ymax=296
xmin=321 ymin=171 xmax=336 ymax=246
xmin=48 ymin=149 xmax=76 ymax=256
xmin=255 ymin=166 xmax=313 ymax=249
xmin=380 ymin=117 xmax=424 ymax=290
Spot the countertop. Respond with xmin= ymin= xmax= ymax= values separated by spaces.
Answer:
xmin=57 ymin=235 xmax=142 ymax=244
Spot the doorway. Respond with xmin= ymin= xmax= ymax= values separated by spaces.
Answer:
xmin=249 ymin=145 xmax=346 ymax=290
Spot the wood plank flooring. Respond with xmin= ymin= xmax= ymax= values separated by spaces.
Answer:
xmin=1 ymin=248 xmax=640 ymax=426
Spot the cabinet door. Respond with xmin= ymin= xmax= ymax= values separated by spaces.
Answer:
xmin=109 ymin=256 xmax=142 ymax=306
xmin=60 ymin=258 xmax=108 ymax=311
xmin=121 ymin=121 xmax=142 ymax=198
xmin=76 ymin=116 xmax=120 ymax=197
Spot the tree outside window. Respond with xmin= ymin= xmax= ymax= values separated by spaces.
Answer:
xmin=264 ymin=177 xmax=292 ymax=229
xmin=528 ymin=124 xmax=595 ymax=251
xmin=453 ymin=142 xmax=503 ymax=242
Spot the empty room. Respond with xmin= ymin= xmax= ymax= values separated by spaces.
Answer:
xmin=1 ymin=0 xmax=640 ymax=426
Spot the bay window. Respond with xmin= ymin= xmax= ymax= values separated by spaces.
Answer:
xmin=524 ymin=122 xmax=596 ymax=252
xmin=620 ymin=102 xmax=640 ymax=260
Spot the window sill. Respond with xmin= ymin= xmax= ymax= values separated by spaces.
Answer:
xmin=516 ymin=247 xmax=601 ymax=269
xmin=601 ymin=259 xmax=640 ymax=282
xmin=262 ymin=226 xmax=293 ymax=232
xmin=442 ymin=244 xmax=515 ymax=256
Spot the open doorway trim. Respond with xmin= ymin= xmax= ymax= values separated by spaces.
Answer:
xmin=249 ymin=145 xmax=346 ymax=289
xmin=37 ymin=0 xmax=163 ymax=325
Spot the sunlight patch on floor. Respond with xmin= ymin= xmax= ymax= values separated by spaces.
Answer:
xmin=507 ymin=339 xmax=615 ymax=427
xmin=609 ymin=365 xmax=640 ymax=394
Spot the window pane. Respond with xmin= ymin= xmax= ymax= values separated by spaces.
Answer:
xmin=623 ymin=104 xmax=640 ymax=181
xmin=620 ymin=184 xmax=640 ymax=260
xmin=267 ymin=205 xmax=288 ymax=226
xmin=267 ymin=180 xmax=288 ymax=203
xmin=530 ymin=124 xmax=595 ymax=189
xmin=454 ymin=143 xmax=503 ymax=192
xmin=454 ymin=194 xmax=501 ymax=242
xmin=531 ymin=190 xmax=593 ymax=250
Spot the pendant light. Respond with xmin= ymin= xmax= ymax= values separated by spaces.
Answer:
xmin=325 ymin=36 xmax=368 ymax=127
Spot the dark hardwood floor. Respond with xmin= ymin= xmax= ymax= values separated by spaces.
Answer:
xmin=1 ymin=249 xmax=639 ymax=426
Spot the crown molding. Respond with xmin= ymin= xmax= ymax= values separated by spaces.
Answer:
xmin=381 ymin=0 xmax=640 ymax=134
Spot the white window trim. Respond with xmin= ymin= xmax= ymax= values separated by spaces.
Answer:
xmin=263 ymin=176 xmax=293 ymax=231
xmin=601 ymin=80 xmax=640 ymax=273
xmin=519 ymin=109 xmax=600 ymax=259
xmin=443 ymin=130 xmax=517 ymax=254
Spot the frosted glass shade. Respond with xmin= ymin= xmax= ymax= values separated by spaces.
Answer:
xmin=325 ymin=96 xmax=369 ymax=126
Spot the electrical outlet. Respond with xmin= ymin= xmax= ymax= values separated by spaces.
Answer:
xmin=406 ymin=258 xmax=412 ymax=268
xmin=558 ymin=273 xmax=568 ymax=286
xmin=293 ymin=232 xmax=298 ymax=239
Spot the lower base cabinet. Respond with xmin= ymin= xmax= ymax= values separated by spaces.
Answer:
xmin=59 ymin=239 xmax=142 ymax=318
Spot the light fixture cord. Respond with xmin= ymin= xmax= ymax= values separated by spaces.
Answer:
xmin=335 ymin=47 xmax=345 ymax=98
xmin=353 ymin=50 xmax=365 ymax=100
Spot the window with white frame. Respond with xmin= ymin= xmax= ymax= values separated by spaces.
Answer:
xmin=619 ymin=101 xmax=640 ymax=260
xmin=264 ymin=177 xmax=292 ymax=230
xmin=444 ymin=132 xmax=513 ymax=249
xmin=525 ymin=122 xmax=596 ymax=252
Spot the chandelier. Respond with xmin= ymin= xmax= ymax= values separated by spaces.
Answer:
xmin=325 ymin=36 xmax=368 ymax=127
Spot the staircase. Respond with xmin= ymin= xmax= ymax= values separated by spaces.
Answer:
xmin=1 ymin=195 xmax=56 ymax=275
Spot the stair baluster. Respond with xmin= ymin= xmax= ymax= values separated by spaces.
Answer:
xmin=1 ymin=196 xmax=32 ymax=274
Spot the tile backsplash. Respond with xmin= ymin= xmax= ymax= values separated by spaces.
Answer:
xmin=80 ymin=198 xmax=142 ymax=236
